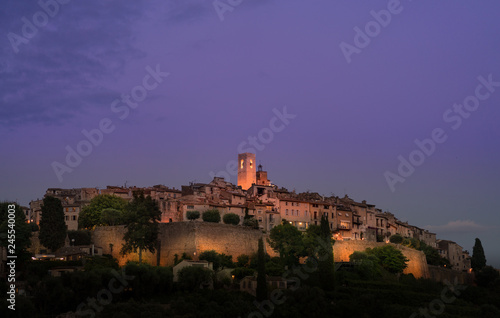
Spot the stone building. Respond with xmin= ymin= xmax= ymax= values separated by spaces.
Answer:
xmin=437 ymin=240 xmax=471 ymax=271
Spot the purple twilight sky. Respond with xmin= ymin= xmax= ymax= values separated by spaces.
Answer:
xmin=1 ymin=0 xmax=499 ymax=267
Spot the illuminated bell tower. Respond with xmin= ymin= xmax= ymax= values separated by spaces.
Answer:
xmin=237 ymin=153 xmax=256 ymax=190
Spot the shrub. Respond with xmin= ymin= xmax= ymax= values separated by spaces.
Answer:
xmin=389 ymin=234 xmax=403 ymax=244
xmin=202 ymin=209 xmax=221 ymax=223
xmin=243 ymin=217 xmax=259 ymax=229
xmin=199 ymin=250 xmax=234 ymax=270
xmin=223 ymin=213 xmax=240 ymax=225
xmin=186 ymin=210 xmax=200 ymax=221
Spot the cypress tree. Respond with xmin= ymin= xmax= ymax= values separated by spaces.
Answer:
xmin=39 ymin=196 xmax=67 ymax=251
xmin=471 ymin=238 xmax=486 ymax=272
xmin=256 ymin=237 xmax=268 ymax=301
xmin=318 ymin=214 xmax=335 ymax=291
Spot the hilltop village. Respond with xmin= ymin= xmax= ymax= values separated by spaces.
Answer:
xmin=27 ymin=153 xmax=471 ymax=271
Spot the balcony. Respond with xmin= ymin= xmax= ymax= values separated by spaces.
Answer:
xmin=338 ymin=225 xmax=351 ymax=230
xmin=353 ymin=219 xmax=363 ymax=225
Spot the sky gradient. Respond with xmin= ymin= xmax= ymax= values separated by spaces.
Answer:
xmin=1 ymin=0 xmax=499 ymax=267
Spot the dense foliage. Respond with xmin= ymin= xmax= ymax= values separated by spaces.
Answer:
xmin=268 ymin=220 xmax=305 ymax=267
xmin=472 ymin=237 xmax=487 ymax=272
xmin=202 ymin=209 xmax=221 ymax=223
xmin=78 ymin=194 xmax=127 ymax=229
xmin=0 ymin=202 xmax=32 ymax=263
xmin=222 ymin=212 xmax=240 ymax=225
xmin=186 ymin=210 xmax=200 ymax=220
xmin=198 ymin=250 xmax=234 ymax=271
xmin=120 ymin=191 xmax=162 ymax=263
xmin=39 ymin=196 xmax=67 ymax=251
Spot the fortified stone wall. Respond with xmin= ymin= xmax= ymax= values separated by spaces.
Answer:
xmin=428 ymin=265 xmax=474 ymax=285
xmin=91 ymin=225 xmax=156 ymax=265
xmin=333 ymin=240 xmax=430 ymax=279
xmin=92 ymin=222 xmax=275 ymax=266
xmin=91 ymin=223 xmax=429 ymax=278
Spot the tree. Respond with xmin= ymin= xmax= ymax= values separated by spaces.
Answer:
xmin=471 ymin=238 xmax=487 ymax=272
xmin=389 ymin=234 xmax=404 ymax=244
xmin=475 ymin=266 xmax=500 ymax=288
xmin=256 ymin=238 xmax=268 ymax=301
xmin=178 ymin=266 xmax=212 ymax=291
xmin=39 ymin=196 xmax=67 ymax=251
xmin=186 ymin=210 xmax=200 ymax=221
xmin=100 ymin=208 xmax=126 ymax=226
xmin=223 ymin=213 xmax=240 ymax=225
xmin=120 ymin=191 xmax=161 ymax=263
xmin=402 ymin=237 xmax=420 ymax=249
xmin=0 ymin=203 xmax=33 ymax=263
xmin=317 ymin=215 xmax=335 ymax=291
xmin=268 ymin=220 xmax=305 ymax=267
xmin=349 ymin=251 xmax=381 ymax=279
xmin=236 ymin=254 xmax=250 ymax=267
xmin=202 ymin=209 xmax=221 ymax=223
xmin=366 ymin=245 xmax=408 ymax=274
xmin=198 ymin=250 xmax=234 ymax=271
xmin=78 ymin=194 xmax=127 ymax=229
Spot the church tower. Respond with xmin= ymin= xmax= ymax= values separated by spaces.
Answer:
xmin=237 ymin=153 xmax=256 ymax=190
xmin=256 ymin=164 xmax=271 ymax=186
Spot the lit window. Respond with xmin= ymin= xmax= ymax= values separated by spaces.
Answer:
xmin=240 ymin=160 xmax=244 ymax=169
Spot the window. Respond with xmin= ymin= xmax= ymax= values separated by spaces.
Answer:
xmin=187 ymin=205 xmax=194 ymax=209
xmin=72 ymin=216 xmax=76 ymax=221
xmin=258 ymin=217 xmax=262 ymax=222
xmin=65 ymin=216 xmax=69 ymax=221
xmin=258 ymin=210 xmax=262 ymax=214
xmin=240 ymin=160 xmax=244 ymax=169
xmin=285 ymin=209 xmax=289 ymax=215
xmin=340 ymin=221 xmax=350 ymax=229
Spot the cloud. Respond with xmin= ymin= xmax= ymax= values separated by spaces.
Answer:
xmin=0 ymin=1 xmax=148 ymax=128
xmin=425 ymin=220 xmax=495 ymax=234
